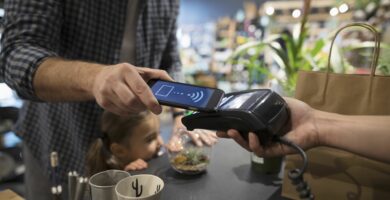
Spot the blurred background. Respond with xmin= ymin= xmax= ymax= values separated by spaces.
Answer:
xmin=176 ymin=0 xmax=390 ymax=95
xmin=1 ymin=0 xmax=390 ymax=197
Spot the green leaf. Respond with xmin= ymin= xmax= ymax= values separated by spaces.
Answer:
xmin=310 ymin=39 xmax=325 ymax=57
xmin=269 ymin=42 xmax=289 ymax=69
xmin=283 ymin=34 xmax=297 ymax=73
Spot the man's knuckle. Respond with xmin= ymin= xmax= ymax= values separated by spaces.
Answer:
xmin=99 ymin=87 xmax=110 ymax=96
xmin=162 ymin=70 xmax=169 ymax=76
xmin=133 ymin=82 xmax=148 ymax=95
xmin=100 ymin=99 xmax=111 ymax=108
xmin=124 ymin=97 xmax=136 ymax=107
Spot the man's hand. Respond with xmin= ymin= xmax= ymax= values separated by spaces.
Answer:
xmin=92 ymin=63 xmax=173 ymax=115
xmin=124 ymin=159 xmax=148 ymax=171
xmin=34 ymin=59 xmax=172 ymax=114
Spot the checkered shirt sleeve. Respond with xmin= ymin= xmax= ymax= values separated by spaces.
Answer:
xmin=0 ymin=0 xmax=181 ymax=188
xmin=0 ymin=0 xmax=62 ymax=100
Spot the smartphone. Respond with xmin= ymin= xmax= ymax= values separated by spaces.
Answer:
xmin=148 ymin=79 xmax=224 ymax=112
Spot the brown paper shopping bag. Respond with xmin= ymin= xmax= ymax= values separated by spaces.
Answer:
xmin=282 ymin=23 xmax=390 ymax=199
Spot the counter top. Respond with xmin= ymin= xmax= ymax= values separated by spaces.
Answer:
xmin=132 ymin=138 xmax=286 ymax=200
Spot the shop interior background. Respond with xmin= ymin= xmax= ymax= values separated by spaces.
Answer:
xmin=1 ymin=0 xmax=390 ymax=196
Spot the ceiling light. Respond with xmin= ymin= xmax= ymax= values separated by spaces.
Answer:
xmin=266 ymin=7 xmax=275 ymax=16
xmin=292 ymin=9 xmax=301 ymax=18
xmin=330 ymin=7 xmax=339 ymax=16
xmin=339 ymin=3 xmax=349 ymax=13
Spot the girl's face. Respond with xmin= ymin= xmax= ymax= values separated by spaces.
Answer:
xmin=121 ymin=114 xmax=163 ymax=163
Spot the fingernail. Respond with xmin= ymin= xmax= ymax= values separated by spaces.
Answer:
xmin=152 ymin=104 xmax=162 ymax=114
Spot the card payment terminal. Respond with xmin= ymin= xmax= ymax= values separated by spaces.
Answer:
xmin=182 ymin=89 xmax=291 ymax=146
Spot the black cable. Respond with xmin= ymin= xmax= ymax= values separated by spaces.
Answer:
xmin=277 ymin=137 xmax=314 ymax=200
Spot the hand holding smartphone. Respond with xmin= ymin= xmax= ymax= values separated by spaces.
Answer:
xmin=147 ymin=79 xmax=224 ymax=112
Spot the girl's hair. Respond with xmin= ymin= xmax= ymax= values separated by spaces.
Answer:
xmin=86 ymin=111 xmax=151 ymax=176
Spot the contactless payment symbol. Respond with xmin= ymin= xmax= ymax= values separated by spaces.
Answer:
xmin=187 ymin=91 xmax=204 ymax=103
xmin=156 ymin=84 xmax=205 ymax=103
xmin=155 ymin=85 xmax=174 ymax=97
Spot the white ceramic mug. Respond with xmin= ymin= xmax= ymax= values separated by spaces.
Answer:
xmin=89 ymin=169 xmax=131 ymax=200
xmin=115 ymin=174 xmax=164 ymax=200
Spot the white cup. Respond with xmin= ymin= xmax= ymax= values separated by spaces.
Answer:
xmin=89 ymin=169 xmax=131 ymax=200
xmin=115 ymin=174 xmax=164 ymax=200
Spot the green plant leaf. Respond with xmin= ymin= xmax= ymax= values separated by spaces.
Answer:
xmin=282 ymin=34 xmax=297 ymax=73
xmin=310 ymin=39 xmax=325 ymax=57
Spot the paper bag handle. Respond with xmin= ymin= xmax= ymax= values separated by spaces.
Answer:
xmin=327 ymin=22 xmax=381 ymax=77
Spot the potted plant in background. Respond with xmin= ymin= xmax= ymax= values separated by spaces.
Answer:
xmin=227 ymin=0 xmax=330 ymax=97
xmin=228 ymin=0 xmax=390 ymax=96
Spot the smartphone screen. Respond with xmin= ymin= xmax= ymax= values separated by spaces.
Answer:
xmin=148 ymin=79 xmax=224 ymax=112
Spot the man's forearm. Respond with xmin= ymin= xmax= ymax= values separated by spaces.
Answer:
xmin=33 ymin=57 xmax=104 ymax=101
xmin=318 ymin=110 xmax=390 ymax=163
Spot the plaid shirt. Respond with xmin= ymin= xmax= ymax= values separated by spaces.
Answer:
xmin=0 ymin=0 xmax=180 ymax=183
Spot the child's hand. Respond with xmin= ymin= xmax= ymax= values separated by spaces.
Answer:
xmin=124 ymin=159 xmax=148 ymax=171
xmin=166 ymin=128 xmax=218 ymax=153
xmin=171 ymin=113 xmax=219 ymax=147
xmin=188 ymin=129 xmax=218 ymax=147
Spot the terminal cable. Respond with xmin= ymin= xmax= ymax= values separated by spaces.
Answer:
xmin=277 ymin=137 xmax=314 ymax=200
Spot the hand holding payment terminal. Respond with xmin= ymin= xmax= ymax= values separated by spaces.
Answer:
xmin=148 ymin=79 xmax=314 ymax=199
xmin=183 ymin=90 xmax=291 ymax=146
xmin=148 ymin=79 xmax=290 ymax=146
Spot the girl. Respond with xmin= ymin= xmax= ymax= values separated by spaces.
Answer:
xmin=86 ymin=110 xmax=163 ymax=176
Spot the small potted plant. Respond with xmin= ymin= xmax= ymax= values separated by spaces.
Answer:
xmin=166 ymin=128 xmax=212 ymax=175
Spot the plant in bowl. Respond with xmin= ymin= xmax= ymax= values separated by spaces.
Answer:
xmin=170 ymin=147 xmax=210 ymax=175
xmin=166 ymin=129 xmax=212 ymax=175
